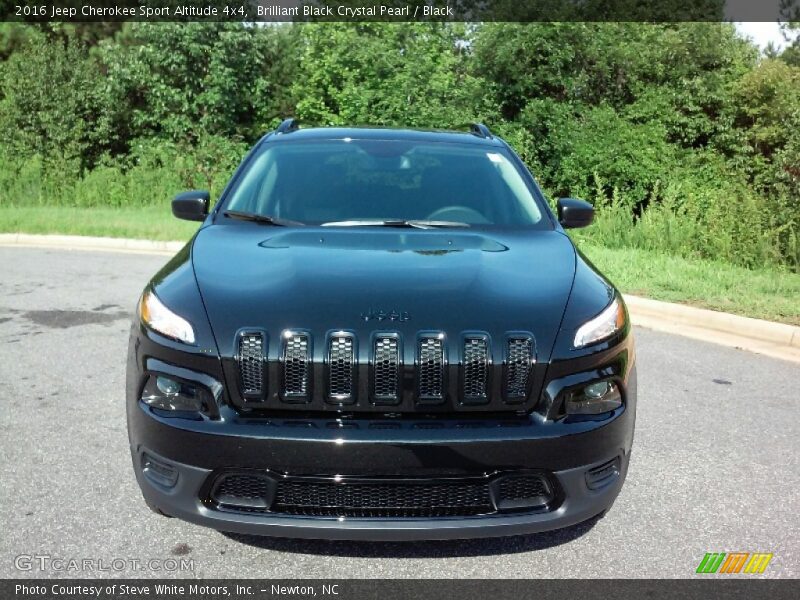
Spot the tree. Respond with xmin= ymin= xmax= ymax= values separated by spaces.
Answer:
xmin=292 ymin=23 xmax=491 ymax=128
xmin=0 ymin=33 xmax=112 ymax=176
xmin=97 ymin=22 xmax=299 ymax=146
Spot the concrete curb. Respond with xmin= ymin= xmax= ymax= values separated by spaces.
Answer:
xmin=2 ymin=233 xmax=798 ymax=362
xmin=624 ymin=295 xmax=800 ymax=349
xmin=0 ymin=233 xmax=185 ymax=255
xmin=624 ymin=295 xmax=800 ymax=364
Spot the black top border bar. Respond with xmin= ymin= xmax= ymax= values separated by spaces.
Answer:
xmin=1 ymin=0 xmax=798 ymax=23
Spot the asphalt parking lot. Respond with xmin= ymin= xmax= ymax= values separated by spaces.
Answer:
xmin=0 ymin=246 xmax=797 ymax=579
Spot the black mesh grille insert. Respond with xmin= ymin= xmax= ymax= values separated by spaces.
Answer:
xmin=373 ymin=336 xmax=400 ymax=402
xmin=418 ymin=336 xmax=444 ymax=401
xmin=273 ymin=479 xmax=493 ymax=518
xmin=238 ymin=333 xmax=264 ymax=397
xmin=505 ymin=337 xmax=533 ymax=400
xmin=497 ymin=475 xmax=550 ymax=501
xmin=494 ymin=474 xmax=553 ymax=510
xmin=463 ymin=337 xmax=489 ymax=401
xmin=212 ymin=474 xmax=272 ymax=509
xmin=283 ymin=334 xmax=310 ymax=398
xmin=328 ymin=335 xmax=354 ymax=401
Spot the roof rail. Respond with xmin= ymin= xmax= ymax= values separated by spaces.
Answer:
xmin=275 ymin=118 xmax=299 ymax=135
xmin=469 ymin=122 xmax=492 ymax=139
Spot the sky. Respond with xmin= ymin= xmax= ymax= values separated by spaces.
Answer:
xmin=735 ymin=22 xmax=791 ymax=50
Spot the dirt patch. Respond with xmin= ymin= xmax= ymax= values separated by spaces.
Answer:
xmin=21 ymin=309 xmax=129 ymax=329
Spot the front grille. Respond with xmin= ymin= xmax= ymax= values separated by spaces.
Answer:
xmin=505 ymin=337 xmax=534 ymax=401
xmin=327 ymin=335 xmax=355 ymax=402
xmin=207 ymin=472 xmax=556 ymax=518
xmin=233 ymin=329 xmax=538 ymax=411
xmin=418 ymin=336 xmax=444 ymax=401
xmin=282 ymin=333 xmax=310 ymax=400
xmin=463 ymin=337 xmax=489 ymax=402
xmin=373 ymin=336 xmax=400 ymax=403
xmin=237 ymin=333 xmax=264 ymax=398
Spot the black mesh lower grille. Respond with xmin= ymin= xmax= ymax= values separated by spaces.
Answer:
xmin=207 ymin=472 xmax=555 ymax=518
xmin=273 ymin=480 xmax=493 ymax=518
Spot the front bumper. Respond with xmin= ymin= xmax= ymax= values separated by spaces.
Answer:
xmin=129 ymin=398 xmax=634 ymax=540
xmin=127 ymin=322 xmax=636 ymax=540
xmin=133 ymin=450 xmax=629 ymax=541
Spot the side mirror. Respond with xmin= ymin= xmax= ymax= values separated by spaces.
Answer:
xmin=557 ymin=198 xmax=594 ymax=229
xmin=172 ymin=190 xmax=210 ymax=222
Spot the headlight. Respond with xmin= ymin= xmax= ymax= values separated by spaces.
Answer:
xmin=573 ymin=298 xmax=625 ymax=348
xmin=139 ymin=290 xmax=195 ymax=344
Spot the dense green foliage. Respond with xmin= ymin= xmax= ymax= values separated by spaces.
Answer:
xmin=0 ymin=22 xmax=798 ymax=271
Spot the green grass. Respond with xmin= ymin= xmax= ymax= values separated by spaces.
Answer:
xmin=1 ymin=205 xmax=798 ymax=325
xmin=0 ymin=205 xmax=198 ymax=241
xmin=579 ymin=243 xmax=800 ymax=326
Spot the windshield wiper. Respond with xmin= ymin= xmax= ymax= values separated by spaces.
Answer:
xmin=321 ymin=219 xmax=469 ymax=229
xmin=223 ymin=210 xmax=302 ymax=227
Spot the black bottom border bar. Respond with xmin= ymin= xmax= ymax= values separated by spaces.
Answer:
xmin=5 ymin=580 xmax=799 ymax=600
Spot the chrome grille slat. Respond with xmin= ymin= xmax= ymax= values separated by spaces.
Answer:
xmin=505 ymin=337 xmax=533 ymax=401
xmin=237 ymin=332 xmax=264 ymax=398
xmin=373 ymin=336 xmax=400 ymax=402
xmin=328 ymin=335 xmax=355 ymax=402
xmin=282 ymin=333 xmax=310 ymax=399
xmin=463 ymin=337 xmax=489 ymax=401
xmin=418 ymin=335 xmax=444 ymax=401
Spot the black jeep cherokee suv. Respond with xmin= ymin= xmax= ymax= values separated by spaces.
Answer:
xmin=127 ymin=120 xmax=636 ymax=540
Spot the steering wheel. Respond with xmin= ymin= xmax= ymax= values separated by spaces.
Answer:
xmin=425 ymin=206 xmax=491 ymax=224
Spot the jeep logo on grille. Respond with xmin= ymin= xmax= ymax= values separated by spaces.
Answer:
xmin=360 ymin=308 xmax=410 ymax=322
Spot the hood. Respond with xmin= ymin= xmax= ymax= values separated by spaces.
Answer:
xmin=192 ymin=224 xmax=576 ymax=362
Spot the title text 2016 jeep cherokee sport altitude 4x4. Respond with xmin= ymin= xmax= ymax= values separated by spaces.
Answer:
xmin=127 ymin=120 xmax=636 ymax=540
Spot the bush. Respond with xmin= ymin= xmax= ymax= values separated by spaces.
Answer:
xmin=0 ymin=134 xmax=246 ymax=208
xmin=572 ymin=170 xmax=788 ymax=270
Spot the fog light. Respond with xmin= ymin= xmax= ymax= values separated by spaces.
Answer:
xmin=141 ymin=452 xmax=178 ymax=488
xmin=156 ymin=376 xmax=180 ymax=396
xmin=565 ymin=380 xmax=622 ymax=415
xmin=141 ymin=375 xmax=207 ymax=412
xmin=584 ymin=381 xmax=610 ymax=399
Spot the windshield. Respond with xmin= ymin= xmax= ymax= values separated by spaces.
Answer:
xmin=223 ymin=139 xmax=547 ymax=227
